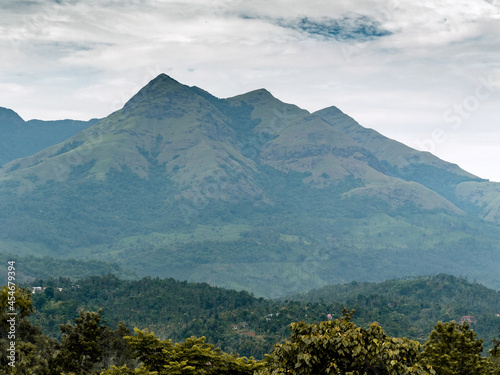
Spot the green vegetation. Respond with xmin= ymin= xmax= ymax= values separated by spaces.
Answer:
xmin=260 ymin=309 xmax=430 ymax=374
xmin=4 ymin=73 xmax=500 ymax=374
xmin=288 ymin=274 xmax=500 ymax=351
xmin=3 ymin=282 xmax=500 ymax=374
xmin=2 ymin=158 xmax=500 ymax=297
xmin=1 ymin=285 xmax=135 ymax=374
xmin=27 ymin=273 xmax=332 ymax=358
xmin=21 ymin=273 xmax=500 ymax=360
xmin=419 ymin=321 xmax=489 ymax=375
xmin=122 ymin=329 xmax=263 ymax=375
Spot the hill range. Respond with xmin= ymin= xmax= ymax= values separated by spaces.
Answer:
xmin=1 ymin=74 xmax=500 ymax=298
xmin=0 ymin=107 xmax=98 ymax=166
xmin=28 ymin=273 xmax=500 ymax=359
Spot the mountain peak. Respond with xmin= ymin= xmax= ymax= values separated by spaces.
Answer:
xmin=149 ymin=73 xmax=181 ymax=86
xmin=314 ymin=106 xmax=344 ymax=116
xmin=127 ymin=73 xmax=184 ymax=102
xmin=121 ymin=73 xmax=196 ymax=119
xmin=238 ymin=88 xmax=275 ymax=103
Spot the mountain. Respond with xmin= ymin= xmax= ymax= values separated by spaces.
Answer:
xmin=0 ymin=107 xmax=99 ymax=167
xmin=1 ymin=73 xmax=500 ymax=298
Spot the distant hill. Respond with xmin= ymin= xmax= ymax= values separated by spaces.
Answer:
xmin=1 ymin=74 xmax=500 ymax=297
xmin=28 ymin=273 xmax=325 ymax=359
xmin=0 ymin=107 xmax=99 ymax=166
xmin=28 ymin=273 xmax=500 ymax=358
xmin=0 ymin=253 xmax=129 ymax=283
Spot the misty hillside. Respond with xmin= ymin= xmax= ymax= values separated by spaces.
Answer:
xmin=0 ymin=107 xmax=99 ymax=166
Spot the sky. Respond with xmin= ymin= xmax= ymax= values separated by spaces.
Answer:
xmin=0 ymin=0 xmax=499 ymax=181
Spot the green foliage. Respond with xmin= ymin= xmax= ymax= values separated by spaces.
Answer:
xmin=28 ymin=274 xmax=343 ymax=359
xmin=54 ymin=309 xmax=109 ymax=373
xmin=2 ymin=278 xmax=500 ymax=375
xmin=490 ymin=328 xmax=500 ymax=374
xmin=125 ymin=328 xmax=263 ymax=375
xmin=419 ymin=321 xmax=489 ymax=375
xmin=0 ymin=285 xmax=33 ymax=319
xmin=60 ymin=311 xmax=134 ymax=374
xmin=260 ymin=309 xmax=431 ymax=375
xmin=491 ymin=327 xmax=500 ymax=357
xmin=26 ymin=273 xmax=500 ymax=361
xmin=0 ymin=285 xmax=58 ymax=374
xmin=100 ymin=365 xmax=156 ymax=374
xmin=289 ymin=274 xmax=500 ymax=351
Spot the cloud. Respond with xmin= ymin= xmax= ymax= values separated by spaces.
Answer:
xmin=242 ymin=14 xmax=392 ymax=42
xmin=0 ymin=83 xmax=34 ymax=96
xmin=293 ymin=16 xmax=391 ymax=40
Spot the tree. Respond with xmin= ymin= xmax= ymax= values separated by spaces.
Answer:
xmin=0 ymin=285 xmax=58 ymax=374
xmin=53 ymin=309 xmax=132 ymax=374
xmin=105 ymin=321 xmax=136 ymax=369
xmin=259 ymin=309 xmax=431 ymax=374
xmin=489 ymin=326 xmax=500 ymax=375
xmin=0 ymin=285 xmax=33 ymax=319
xmin=100 ymin=364 xmax=155 ymax=374
xmin=419 ymin=321 xmax=489 ymax=375
xmin=123 ymin=328 xmax=264 ymax=374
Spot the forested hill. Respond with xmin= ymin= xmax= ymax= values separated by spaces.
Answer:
xmin=287 ymin=274 xmax=500 ymax=343
xmin=27 ymin=273 xmax=500 ymax=359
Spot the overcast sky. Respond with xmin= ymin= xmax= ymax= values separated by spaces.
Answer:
xmin=1 ymin=0 xmax=499 ymax=181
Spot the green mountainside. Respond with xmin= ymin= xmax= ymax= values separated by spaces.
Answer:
xmin=27 ymin=273 xmax=500 ymax=359
xmin=0 ymin=107 xmax=99 ymax=167
xmin=1 ymin=74 xmax=500 ymax=297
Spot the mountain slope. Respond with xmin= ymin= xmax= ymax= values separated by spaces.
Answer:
xmin=456 ymin=181 xmax=500 ymax=222
xmin=0 ymin=74 xmax=499 ymax=297
xmin=0 ymin=76 xmax=261 ymax=199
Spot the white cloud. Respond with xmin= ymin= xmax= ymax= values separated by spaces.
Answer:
xmin=0 ymin=83 xmax=33 ymax=95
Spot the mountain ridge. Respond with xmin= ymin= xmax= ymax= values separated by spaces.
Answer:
xmin=0 ymin=107 xmax=99 ymax=168
xmin=0 ymin=73 xmax=499 ymax=297
xmin=0 ymin=107 xmax=25 ymax=124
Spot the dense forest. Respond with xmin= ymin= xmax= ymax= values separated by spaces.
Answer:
xmin=27 ymin=273 xmax=334 ymax=358
xmin=288 ymin=274 xmax=500 ymax=349
xmin=1 ymin=277 xmax=500 ymax=374
xmin=22 ymin=273 xmax=500 ymax=356
xmin=1 ymin=273 xmax=500 ymax=373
